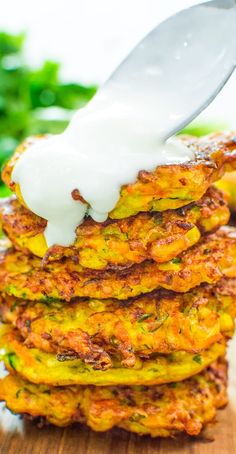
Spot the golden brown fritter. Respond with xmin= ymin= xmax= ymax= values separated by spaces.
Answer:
xmin=2 ymin=132 xmax=236 ymax=219
xmin=0 ymin=324 xmax=226 ymax=386
xmin=1 ymin=278 xmax=235 ymax=370
xmin=0 ymin=359 xmax=228 ymax=435
xmin=216 ymin=171 xmax=236 ymax=211
xmin=0 ymin=186 xmax=230 ymax=270
xmin=0 ymin=227 xmax=236 ymax=301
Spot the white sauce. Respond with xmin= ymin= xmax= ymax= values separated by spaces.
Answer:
xmin=12 ymin=105 xmax=192 ymax=247
xmin=12 ymin=5 xmax=236 ymax=247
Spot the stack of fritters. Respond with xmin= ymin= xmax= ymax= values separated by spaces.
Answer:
xmin=0 ymin=132 xmax=236 ymax=437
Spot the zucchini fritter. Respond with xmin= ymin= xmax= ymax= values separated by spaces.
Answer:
xmin=0 ymin=227 xmax=236 ymax=301
xmin=0 ymin=359 xmax=227 ymax=436
xmin=0 ymin=186 xmax=229 ymax=270
xmin=216 ymin=171 xmax=236 ymax=212
xmin=0 ymin=325 xmax=226 ymax=386
xmin=3 ymin=132 xmax=236 ymax=219
xmin=1 ymin=278 xmax=235 ymax=370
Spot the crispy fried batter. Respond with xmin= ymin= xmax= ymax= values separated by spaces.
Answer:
xmin=0 ymin=359 xmax=228 ymax=435
xmin=1 ymin=132 xmax=235 ymax=437
xmin=1 ymin=278 xmax=235 ymax=370
xmin=0 ymin=186 xmax=229 ymax=270
xmin=0 ymin=324 xmax=226 ymax=386
xmin=0 ymin=227 xmax=236 ymax=301
xmin=216 ymin=171 xmax=236 ymax=211
xmin=3 ymin=132 xmax=236 ymax=219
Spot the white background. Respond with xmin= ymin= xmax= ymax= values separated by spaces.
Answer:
xmin=0 ymin=0 xmax=236 ymax=125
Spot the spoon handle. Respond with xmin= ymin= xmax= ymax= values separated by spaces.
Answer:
xmin=206 ymin=0 xmax=236 ymax=8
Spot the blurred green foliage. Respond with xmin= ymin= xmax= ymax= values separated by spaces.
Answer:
xmin=180 ymin=122 xmax=226 ymax=137
xmin=0 ymin=31 xmax=97 ymax=195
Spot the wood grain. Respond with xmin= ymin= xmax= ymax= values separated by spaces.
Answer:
xmin=0 ymin=404 xmax=235 ymax=454
xmin=0 ymin=338 xmax=235 ymax=454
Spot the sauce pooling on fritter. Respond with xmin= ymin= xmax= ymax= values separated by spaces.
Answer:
xmin=13 ymin=6 xmax=236 ymax=246
xmin=12 ymin=109 xmax=193 ymax=247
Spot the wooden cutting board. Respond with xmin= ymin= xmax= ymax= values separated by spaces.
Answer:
xmin=0 ymin=338 xmax=235 ymax=454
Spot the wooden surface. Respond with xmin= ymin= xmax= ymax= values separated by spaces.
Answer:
xmin=0 ymin=405 xmax=236 ymax=454
xmin=0 ymin=341 xmax=235 ymax=454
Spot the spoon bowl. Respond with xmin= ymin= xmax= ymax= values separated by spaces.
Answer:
xmin=99 ymin=0 xmax=236 ymax=139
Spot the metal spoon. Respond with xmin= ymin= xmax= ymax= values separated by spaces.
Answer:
xmin=99 ymin=0 xmax=236 ymax=140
